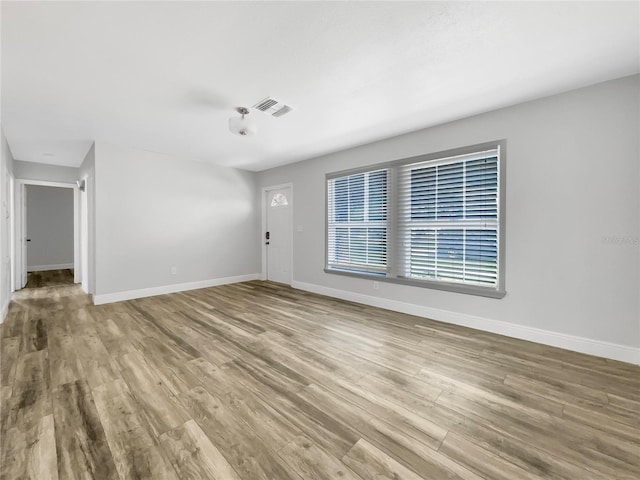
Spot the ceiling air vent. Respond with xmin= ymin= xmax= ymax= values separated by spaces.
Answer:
xmin=272 ymin=105 xmax=292 ymax=117
xmin=252 ymin=97 xmax=293 ymax=117
xmin=254 ymin=98 xmax=278 ymax=111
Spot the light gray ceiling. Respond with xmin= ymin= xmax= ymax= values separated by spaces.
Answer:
xmin=2 ymin=1 xmax=638 ymax=171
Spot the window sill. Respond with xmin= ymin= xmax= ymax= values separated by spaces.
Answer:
xmin=324 ymin=268 xmax=506 ymax=299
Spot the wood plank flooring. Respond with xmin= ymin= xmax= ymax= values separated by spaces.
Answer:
xmin=25 ymin=269 xmax=74 ymax=289
xmin=1 ymin=280 xmax=638 ymax=479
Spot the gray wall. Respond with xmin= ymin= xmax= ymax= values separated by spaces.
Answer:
xmin=94 ymin=142 xmax=260 ymax=296
xmin=26 ymin=185 xmax=74 ymax=271
xmin=0 ymin=129 xmax=15 ymax=320
xmin=13 ymin=160 xmax=79 ymax=183
xmin=258 ymin=75 xmax=640 ymax=350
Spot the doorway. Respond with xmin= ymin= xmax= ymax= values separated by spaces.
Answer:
xmin=263 ymin=185 xmax=292 ymax=285
xmin=14 ymin=180 xmax=80 ymax=290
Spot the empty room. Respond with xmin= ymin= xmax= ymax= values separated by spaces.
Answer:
xmin=0 ymin=1 xmax=638 ymax=479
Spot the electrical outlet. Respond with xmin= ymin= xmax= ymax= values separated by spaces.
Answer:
xmin=373 ymin=281 xmax=379 ymax=290
xmin=171 ymin=266 xmax=177 ymax=275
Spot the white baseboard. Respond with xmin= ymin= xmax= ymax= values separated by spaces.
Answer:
xmin=93 ymin=273 xmax=261 ymax=305
xmin=27 ymin=263 xmax=73 ymax=272
xmin=292 ymin=281 xmax=640 ymax=365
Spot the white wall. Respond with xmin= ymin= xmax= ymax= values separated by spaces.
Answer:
xmin=13 ymin=160 xmax=79 ymax=183
xmin=92 ymin=142 xmax=260 ymax=303
xmin=25 ymin=185 xmax=74 ymax=271
xmin=0 ymin=129 xmax=15 ymax=321
xmin=258 ymin=75 xmax=640 ymax=363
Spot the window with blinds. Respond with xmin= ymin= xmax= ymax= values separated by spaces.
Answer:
xmin=325 ymin=141 xmax=504 ymax=298
xmin=327 ymin=169 xmax=388 ymax=274
xmin=398 ymin=150 xmax=499 ymax=287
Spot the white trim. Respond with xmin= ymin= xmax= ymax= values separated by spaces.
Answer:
xmin=0 ymin=299 xmax=9 ymax=324
xmin=292 ymin=280 xmax=640 ymax=365
xmin=14 ymin=182 xmax=25 ymax=288
xmin=9 ymin=173 xmax=15 ymax=293
xmin=73 ymin=185 xmax=80 ymax=284
xmin=14 ymin=179 xmax=79 ymax=289
xmin=27 ymin=263 xmax=74 ymax=272
xmin=261 ymin=183 xmax=294 ymax=284
xmin=80 ymin=174 xmax=91 ymax=294
xmin=16 ymin=180 xmax=74 ymax=189
xmin=93 ymin=273 xmax=260 ymax=305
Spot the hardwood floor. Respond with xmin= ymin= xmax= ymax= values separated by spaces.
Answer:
xmin=1 ymin=280 xmax=638 ymax=479
xmin=25 ymin=269 xmax=74 ymax=289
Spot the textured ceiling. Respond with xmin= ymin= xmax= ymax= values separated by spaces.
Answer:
xmin=1 ymin=1 xmax=638 ymax=171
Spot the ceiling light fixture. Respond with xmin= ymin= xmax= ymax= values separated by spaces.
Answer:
xmin=228 ymin=107 xmax=256 ymax=136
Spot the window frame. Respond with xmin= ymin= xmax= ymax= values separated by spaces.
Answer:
xmin=325 ymin=140 xmax=506 ymax=299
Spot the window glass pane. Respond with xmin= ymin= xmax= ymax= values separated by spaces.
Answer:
xmin=466 ymin=156 xmax=498 ymax=219
xmin=409 ymin=229 xmax=436 ymax=278
xmin=407 ymin=228 xmax=497 ymax=287
xmin=270 ymin=193 xmax=288 ymax=207
xmin=367 ymin=227 xmax=387 ymax=266
xmin=411 ymin=167 xmax=436 ymax=220
xmin=334 ymin=177 xmax=348 ymax=222
xmin=436 ymin=229 xmax=464 ymax=282
xmin=349 ymin=227 xmax=366 ymax=265
xmin=334 ymin=227 xmax=349 ymax=264
xmin=368 ymin=170 xmax=387 ymax=221
xmin=464 ymin=229 xmax=498 ymax=285
xmin=436 ymin=163 xmax=463 ymax=219
xmin=349 ymin=174 xmax=365 ymax=222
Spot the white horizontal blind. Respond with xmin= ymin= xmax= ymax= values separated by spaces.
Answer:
xmin=398 ymin=149 xmax=499 ymax=287
xmin=327 ymin=169 xmax=388 ymax=274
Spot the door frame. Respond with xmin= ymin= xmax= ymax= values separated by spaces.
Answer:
xmin=14 ymin=179 xmax=80 ymax=289
xmin=9 ymin=173 xmax=15 ymax=292
xmin=261 ymin=183 xmax=293 ymax=283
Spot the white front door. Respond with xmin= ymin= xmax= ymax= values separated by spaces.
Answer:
xmin=266 ymin=187 xmax=292 ymax=285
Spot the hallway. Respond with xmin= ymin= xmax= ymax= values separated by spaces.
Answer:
xmin=24 ymin=269 xmax=74 ymax=289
